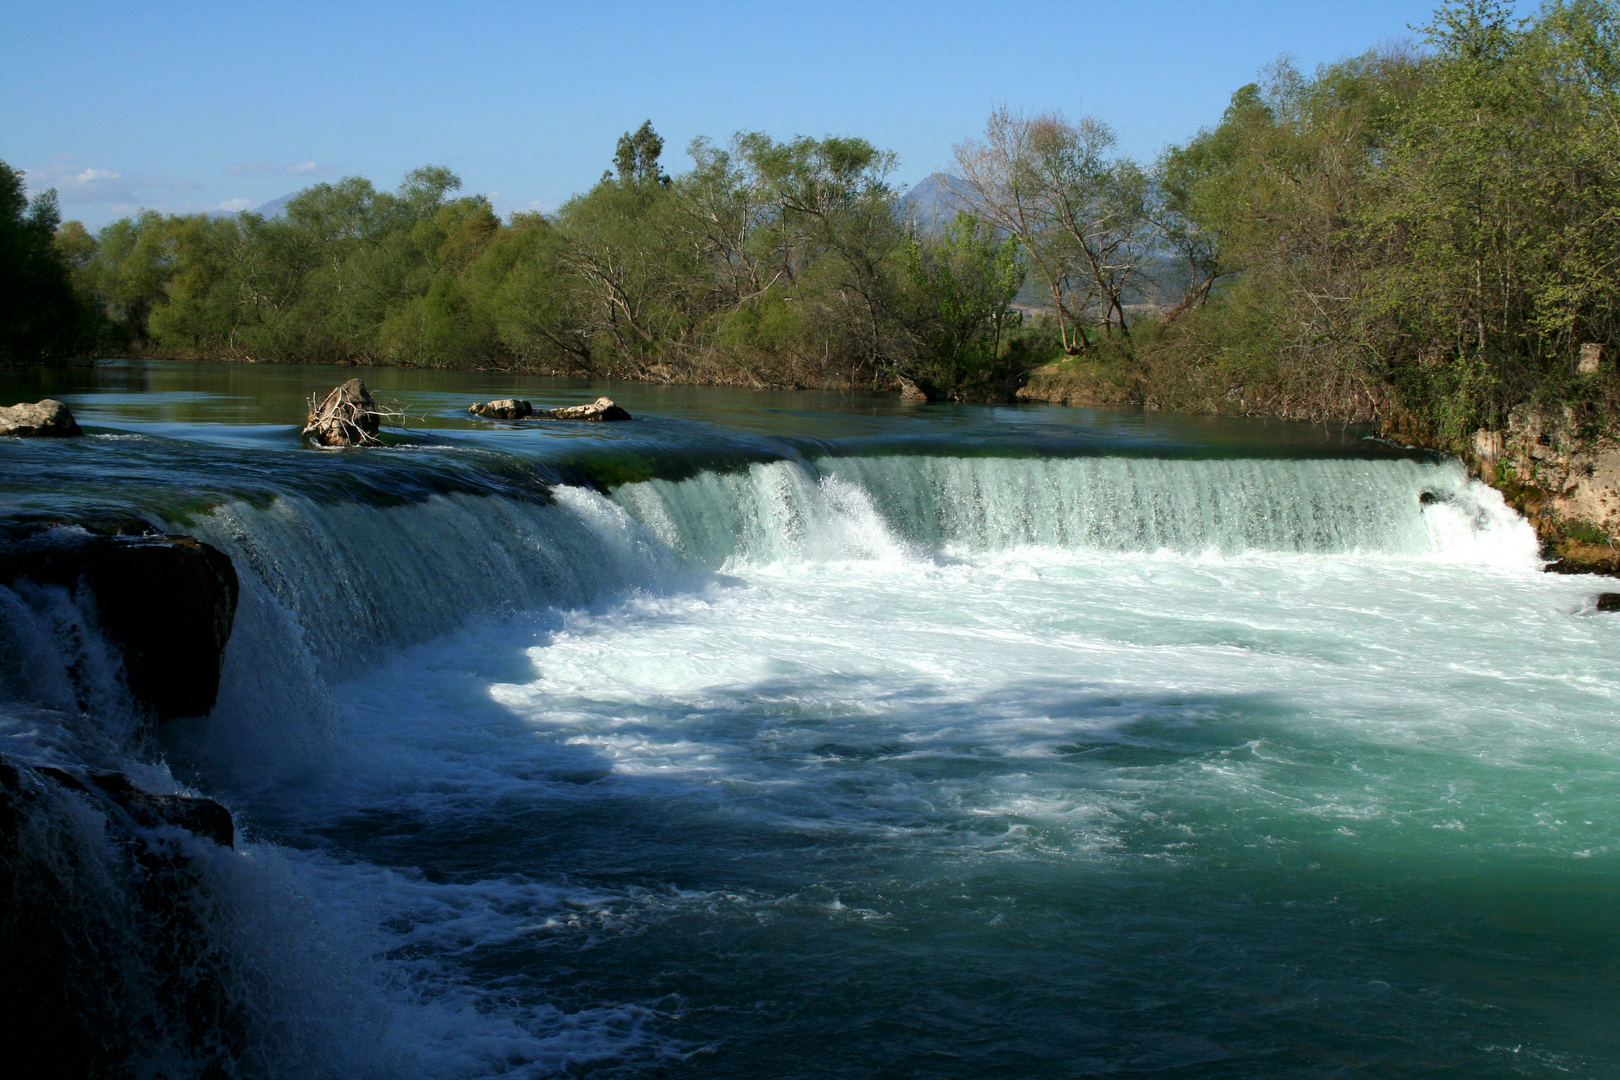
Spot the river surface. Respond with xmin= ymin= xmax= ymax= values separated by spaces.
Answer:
xmin=2 ymin=359 xmax=1617 ymax=1078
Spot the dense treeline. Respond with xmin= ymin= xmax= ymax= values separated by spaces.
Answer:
xmin=33 ymin=126 xmax=1030 ymax=399
xmin=0 ymin=163 xmax=101 ymax=365
xmin=1129 ymin=0 xmax=1620 ymax=442
xmin=16 ymin=0 xmax=1620 ymax=442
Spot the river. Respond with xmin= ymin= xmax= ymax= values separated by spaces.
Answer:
xmin=2 ymin=359 xmax=1616 ymax=1078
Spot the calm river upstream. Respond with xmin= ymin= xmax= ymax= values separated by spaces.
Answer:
xmin=2 ymin=359 xmax=1616 ymax=1078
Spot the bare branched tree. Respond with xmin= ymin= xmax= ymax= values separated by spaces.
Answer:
xmin=955 ymin=108 xmax=1153 ymax=355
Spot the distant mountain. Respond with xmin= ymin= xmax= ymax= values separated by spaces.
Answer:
xmin=252 ymin=192 xmax=298 ymax=218
xmin=902 ymin=172 xmax=974 ymax=234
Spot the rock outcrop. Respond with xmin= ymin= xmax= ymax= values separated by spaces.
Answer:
xmin=31 ymin=765 xmax=234 ymax=847
xmin=1468 ymin=409 xmax=1620 ymax=575
xmin=469 ymin=396 xmax=630 ymax=421
xmin=470 ymin=398 xmax=534 ymax=420
xmin=1597 ymin=593 xmax=1620 ymax=612
xmin=303 ymin=378 xmax=381 ymax=446
xmin=0 ymin=531 xmax=240 ymax=720
xmin=539 ymin=396 xmax=632 ymax=421
xmin=1 ymin=755 xmax=244 ymax=1078
xmin=0 ymin=399 xmax=82 ymax=438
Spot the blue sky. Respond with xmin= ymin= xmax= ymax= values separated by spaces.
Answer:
xmin=3 ymin=1 xmax=1511 ymax=228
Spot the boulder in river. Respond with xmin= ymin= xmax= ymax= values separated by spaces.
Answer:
xmin=897 ymin=376 xmax=931 ymax=403
xmin=0 ymin=531 xmax=240 ymax=721
xmin=538 ymin=396 xmax=631 ymax=421
xmin=469 ymin=398 xmax=534 ymax=420
xmin=0 ymin=398 xmax=82 ymax=437
xmin=303 ymin=378 xmax=381 ymax=446
xmin=1596 ymin=593 xmax=1620 ymax=612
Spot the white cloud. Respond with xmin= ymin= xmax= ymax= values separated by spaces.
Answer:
xmin=229 ymin=160 xmax=336 ymax=178
xmin=23 ymin=161 xmax=165 ymax=204
xmin=216 ymin=197 xmax=254 ymax=212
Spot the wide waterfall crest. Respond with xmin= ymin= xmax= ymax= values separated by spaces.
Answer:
xmin=176 ymin=454 xmax=1539 ymax=693
xmin=612 ymin=455 xmax=1540 ymax=568
xmin=153 ymin=453 xmax=1538 ymax=781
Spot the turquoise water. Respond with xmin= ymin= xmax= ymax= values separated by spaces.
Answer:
xmin=2 ymin=360 xmax=1616 ymax=1078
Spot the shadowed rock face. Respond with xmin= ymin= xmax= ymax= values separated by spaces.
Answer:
xmin=0 ymin=756 xmax=243 ymax=1079
xmin=0 ymin=399 xmax=82 ymax=438
xmin=0 ymin=532 xmax=240 ymax=721
xmin=33 ymin=765 xmax=234 ymax=848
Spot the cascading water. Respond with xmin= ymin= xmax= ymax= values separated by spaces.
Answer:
xmin=1 ymin=364 xmax=1613 ymax=1079
xmin=616 ymin=454 xmax=1536 ymax=566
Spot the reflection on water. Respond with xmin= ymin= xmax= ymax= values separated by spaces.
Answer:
xmin=2 ymin=356 xmax=1412 ymax=456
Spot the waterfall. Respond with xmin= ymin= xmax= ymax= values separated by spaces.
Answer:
xmin=0 ymin=448 xmax=1542 ymax=1077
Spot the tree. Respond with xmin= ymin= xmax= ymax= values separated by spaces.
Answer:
xmin=0 ymin=161 xmax=84 ymax=365
xmin=734 ymin=132 xmax=909 ymax=371
xmin=614 ymin=121 xmax=668 ymax=185
xmin=1362 ymin=0 xmax=1620 ymax=433
xmin=903 ymin=211 xmax=1025 ymax=394
xmin=954 ymin=109 xmax=1150 ymax=356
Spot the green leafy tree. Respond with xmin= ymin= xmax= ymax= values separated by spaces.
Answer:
xmin=0 ymin=163 xmax=82 ymax=365
xmin=903 ymin=211 xmax=1025 ymax=394
xmin=614 ymin=121 xmax=669 ymax=185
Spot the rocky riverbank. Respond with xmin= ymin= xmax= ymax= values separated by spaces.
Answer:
xmin=1465 ymin=410 xmax=1620 ymax=576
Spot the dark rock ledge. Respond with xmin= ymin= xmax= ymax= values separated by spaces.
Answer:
xmin=0 ymin=529 xmax=240 ymax=722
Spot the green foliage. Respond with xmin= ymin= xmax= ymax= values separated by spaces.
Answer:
xmin=0 ymin=161 xmax=89 ymax=365
xmin=614 ymin=121 xmax=668 ymax=185
xmin=56 ymin=125 xmax=978 ymax=390
xmin=903 ymin=212 xmax=1025 ymax=395
xmin=1141 ymin=1 xmax=1620 ymax=435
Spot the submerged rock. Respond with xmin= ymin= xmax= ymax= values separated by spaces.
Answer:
xmin=0 ymin=531 xmax=239 ymax=721
xmin=1597 ymin=593 xmax=1620 ymax=612
xmin=0 ymin=398 xmax=82 ymax=438
xmin=469 ymin=398 xmax=534 ymax=420
xmin=539 ymin=396 xmax=632 ymax=421
xmin=303 ymin=377 xmax=381 ymax=446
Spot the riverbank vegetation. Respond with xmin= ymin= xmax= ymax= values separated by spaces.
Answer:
xmin=14 ymin=0 xmax=1620 ymax=449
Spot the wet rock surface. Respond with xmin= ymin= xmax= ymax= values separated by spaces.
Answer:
xmin=0 ymin=530 xmax=240 ymax=721
xmin=538 ymin=395 xmax=632 ymax=421
xmin=0 ymin=398 xmax=82 ymax=438
xmin=48 ymin=769 xmax=235 ymax=847
xmin=1 ymin=755 xmax=245 ymax=1078
xmin=470 ymin=397 xmax=534 ymax=419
